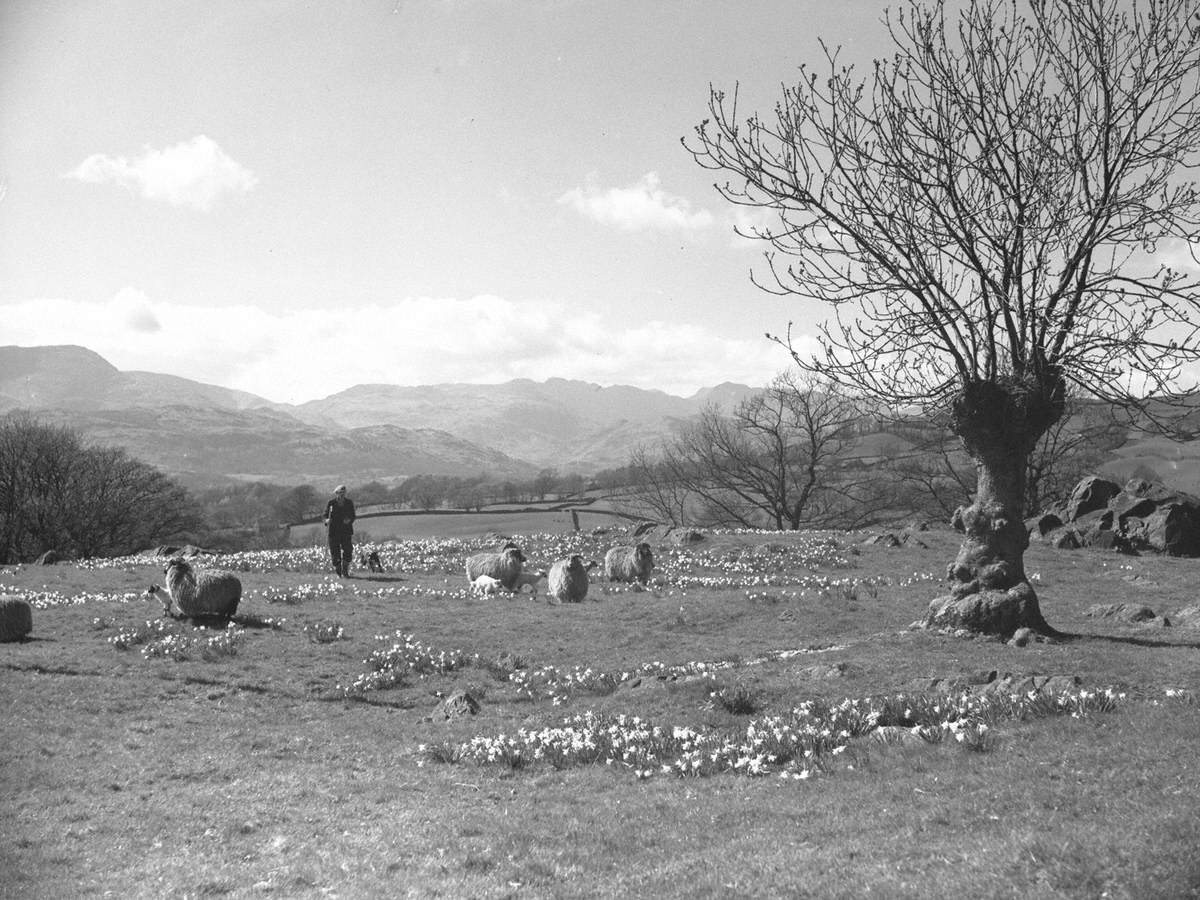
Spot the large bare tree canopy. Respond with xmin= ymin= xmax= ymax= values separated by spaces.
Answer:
xmin=690 ymin=0 xmax=1200 ymax=412
xmin=687 ymin=0 xmax=1200 ymax=636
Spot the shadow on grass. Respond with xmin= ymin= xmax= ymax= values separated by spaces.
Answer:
xmin=344 ymin=574 xmax=407 ymax=584
xmin=1055 ymin=630 xmax=1200 ymax=650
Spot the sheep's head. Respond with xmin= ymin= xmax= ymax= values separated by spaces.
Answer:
xmin=635 ymin=543 xmax=653 ymax=562
xmin=164 ymin=557 xmax=191 ymax=576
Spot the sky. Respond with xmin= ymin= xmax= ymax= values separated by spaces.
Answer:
xmin=1 ymin=0 xmax=892 ymax=404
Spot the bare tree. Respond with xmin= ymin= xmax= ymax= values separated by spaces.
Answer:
xmin=0 ymin=412 xmax=201 ymax=562
xmin=626 ymin=372 xmax=862 ymax=530
xmin=688 ymin=0 xmax=1200 ymax=634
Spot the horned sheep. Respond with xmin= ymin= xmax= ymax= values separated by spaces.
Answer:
xmin=147 ymin=557 xmax=242 ymax=620
xmin=465 ymin=545 xmax=525 ymax=591
xmin=604 ymin=542 xmax=655 ymax=584
xmin=548 ymin=555 xmax=592 ymax=604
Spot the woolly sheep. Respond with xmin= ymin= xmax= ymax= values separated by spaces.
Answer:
xmin=604 ymin=542 xmax=655 ymax=584
xmin=0 ymin=596 xmax=33 ymax=642
xmin=471 ymin=574 xmax=504 ymax=597
xmin=147 ymin=557 xmax=242 ymax=620
xmin=548 ymin=555 xmax=591 ymax=604
xmin=465 ymin=546 xmax=525 ymax=590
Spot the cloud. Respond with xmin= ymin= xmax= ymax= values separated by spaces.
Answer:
xmin=558 ymin=172 xmax=714 ymax=231
xmin=4 ymin=290 xmax=790 ymax=404
xmin=64 ymin=136 xmax=257 ymax=211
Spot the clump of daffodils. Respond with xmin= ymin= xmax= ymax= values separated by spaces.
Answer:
xmin=340 ymin=630 xmax=472 ymax=699
xmin=424 ymin=686 xmax=1127 ymax=781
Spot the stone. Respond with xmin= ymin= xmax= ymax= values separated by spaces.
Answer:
xmin=1008 ymin=627 xmax=1035 ymax=647
xmin=1063 ymin=476 xmax=1122 ymax=522
xmin=1143 ymin=503 xmax=1200 ymax=557
xmin=1026 ymin=513 xmax=1064 ymax=539
xmin=441 ymin=690 xmax=480 ymax=719
xmin=1171 ymin=605 xmax=1200 ymax=627
xmin=1083 ymin=602 xmax=1158 ymax=623
xmin=669 ymin=528 xmax=706 ymax=545
xmin=1049 ymin=529 xmax=1081 ymax=550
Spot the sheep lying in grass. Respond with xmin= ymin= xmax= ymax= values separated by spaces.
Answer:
xmin=147 ymin=557 xmax=242 ymax=620
xmin=509 ymin=569 xmax=548 ymax=596
xmin=465 ymin=545 xmax=525 ymax=591
xmin=0 ymin=596 xmax=33 ymax=642
xmin=548 ymin=555 xmax=593 ymax=604
xmin=604 ymin=542 xmax=655 ymax=584
xmin=471 ymin=574 xmax=504 ymax=597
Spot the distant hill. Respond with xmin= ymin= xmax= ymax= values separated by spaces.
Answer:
xmin=0 ymin=345 xmax=758 ymax=486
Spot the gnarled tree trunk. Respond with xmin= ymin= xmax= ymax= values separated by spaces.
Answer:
xmin=923 ymin=376 xmax=1064 ymax=637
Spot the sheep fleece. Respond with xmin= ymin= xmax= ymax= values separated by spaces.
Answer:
xmin=465 ymin=549 xmax=524 ymax=590
xmin=604 ymin=543 xmax=654 ymax=583
xmin=548 ymin=556 xmax=589 ymax=603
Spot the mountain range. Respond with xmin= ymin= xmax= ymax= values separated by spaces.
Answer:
xmin=0 ymin=345 xmax=758 ymax=488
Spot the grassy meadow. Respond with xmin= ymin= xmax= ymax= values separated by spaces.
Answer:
xmin=2 ymin=523 xmax=1199 ymax=899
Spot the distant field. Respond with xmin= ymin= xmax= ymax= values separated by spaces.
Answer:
xmin=289 ymin=506 xmax=642 ymax=544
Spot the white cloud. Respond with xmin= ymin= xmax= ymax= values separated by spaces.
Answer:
xmin=4 ymin=290 xmax=790 ymax=403
xmin=64 ymin=136 xmax=257 ymax=211
xmin=558 ymin=172 xmax=714 ymax=231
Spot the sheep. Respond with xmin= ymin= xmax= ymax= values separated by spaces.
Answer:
xmin=465 ymin=545 xmax=525 ymax=590
xmin=147 ymin=557 xmax=242 ymax=620
xmin=0 ymin=596 xmax=33 ymax=642
xmin=509 ymin=569 xmax=548 ymax=595
xmin=604 ymin=542 xmax=655 ymax=584
xmin=471 ymin=574 xmax=504 ymax=597
xmin=547 ymin=554 xmax=591 ymax=604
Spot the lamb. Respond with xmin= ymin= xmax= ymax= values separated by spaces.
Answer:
xmin=548 ymin=554 xmax=592 ymax=604
xmin=604 ymin=542 xmax=655 ymax=584
xmin=147 ymin=557 xmax=242 ymax=620
xmin=358 ymin=549 xmax=385 ymax=573
xmin=509 ymin=569 xmax=548 ymax=595
xmin=470 ymin=574 xmax=504 ymax=597
xmin=465 ymin=545 xmax=525 ymax=590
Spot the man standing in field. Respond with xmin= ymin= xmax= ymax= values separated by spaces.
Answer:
xmin=323 ymin=484 xmax=356 ymax=577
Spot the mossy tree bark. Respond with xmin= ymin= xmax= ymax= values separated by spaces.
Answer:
xmin=923 ymin=377 xmax=1065 ymax=637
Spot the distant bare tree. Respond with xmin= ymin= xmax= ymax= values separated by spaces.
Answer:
xmin=688 ymin=0 xmax=1200 ymax=634
xmin=625 ymin=372 xmax=862 ymax=529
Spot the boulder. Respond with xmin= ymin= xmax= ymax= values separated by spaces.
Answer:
xmin=1063 ymin=476 xmax=1122 ymax=522
xmin=668 ymin=528 xmax=706 ymax=545
xmin=1142 ymin=503 xmax=1200 ymax=557
xmin=1083 ymin=602 xmax=1159 ymax=623
xmin=1171 ymin=605 xmax=1200 ymax=627
xmin=1049 ymin=529 xmax=1081 ymax=550
xmin=440 ymin=689 xmax=480 ymax=719
xmin=1026 ymin=513 xmax=1064 ymax=539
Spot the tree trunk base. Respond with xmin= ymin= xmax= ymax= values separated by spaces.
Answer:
xmin=922 ymin=581 xmax=1053 ymax=637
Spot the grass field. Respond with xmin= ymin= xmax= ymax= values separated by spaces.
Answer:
xmin=2 ymin=523 xmax=1198 ymax=899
